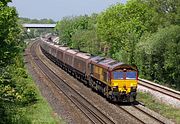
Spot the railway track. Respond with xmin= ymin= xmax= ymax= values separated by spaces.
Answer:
xmin=138 ymin=78 xmax=180 ymax=101
xmin=30 ymin=41 xmax=115 ymax=124
xmin=28 ymin=40 xmax=174 ymax=124
xmin=117 ymin=103 xmax=170 ymax=124
xmin=118 ymin=105 xmax=146 ymax=124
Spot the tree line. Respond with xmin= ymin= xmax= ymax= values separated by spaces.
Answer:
xmin=55 ymin=0 xmax=180 ymax=90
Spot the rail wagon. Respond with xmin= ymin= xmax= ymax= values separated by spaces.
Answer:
xmin=56 ymin=46 xmax=69 ymax=68
xmin=49 ymin=46 xmax=56 ymax=57
xmin=41 ymin=41 xmax=50 ymax=53
xmin=63 ymin=49 xmax=78 ymax=73
xmin=73 ymin=52 xmax=91 ymax=83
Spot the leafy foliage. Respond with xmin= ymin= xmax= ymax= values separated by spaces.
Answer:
xmin=56 ymin=15 xmax=89 ymax=45
xmin=144 ymin=0 xmax=180 ymax=26
xmin=55 ymin=0 xmax=180 ymax=90
xmin=97 ymin=0 xmax=158 ymax=63
xmin=0 ymin=2 xmax=21 ymax=67
xmin=0 ymin=1 xmax=39 ymax=123
xmin=55 ymin=14 xmax=102 ymax=55
xmin=135 ymin=25 xmax=180 ymax=88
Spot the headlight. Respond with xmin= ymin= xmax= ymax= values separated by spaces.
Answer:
xmin=131 ymin=83 xmax=136 ymax=87
xmin=112 ymin=86 xmax=118 ymax=92
xmin=131 ymin=87 xmax=137 ymax=92
xmin=131 ymin=86 xmax=136 ymax=89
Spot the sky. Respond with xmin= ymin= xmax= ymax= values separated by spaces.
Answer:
xmin=9 ymin=0 xmax=126 ymax=21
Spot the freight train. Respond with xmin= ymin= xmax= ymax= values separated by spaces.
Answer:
xmin=40 ymin=37 xmax=138 ymax=102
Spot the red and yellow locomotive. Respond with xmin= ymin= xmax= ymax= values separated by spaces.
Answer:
xmin=40 ymin=38 xmax=138 ymax=102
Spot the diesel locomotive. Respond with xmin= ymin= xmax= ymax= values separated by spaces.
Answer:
xmin=40 ymin=38 xmax=138 ymax=102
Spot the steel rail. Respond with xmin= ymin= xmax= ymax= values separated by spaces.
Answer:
xmin=138 ymin=79 xmax=180 ymax=101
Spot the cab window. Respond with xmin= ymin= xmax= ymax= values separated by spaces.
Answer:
xmin=126 ymin=71 xmax=136 ymax=80
xmin=113 ymin=71 xmax=124 ymax=79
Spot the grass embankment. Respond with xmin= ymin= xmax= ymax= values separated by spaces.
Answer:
xmin=137 ymin=92 xmax=180 ymax=124
xmin=16 ymin=75 xmax=64 ymax=124
xmin=1 ymin=72 xmax=65 ymax=124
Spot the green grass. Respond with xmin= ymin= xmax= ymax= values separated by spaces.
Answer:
xmin=14 ymin=76 xmax=65 ymax=124
xmin=0 ymin=74 xmax=65 ymax=124
xmin=25 ymin=76 xmax=65 ymax=124
xmin=137 ymin=92 xmax=180 ymax=124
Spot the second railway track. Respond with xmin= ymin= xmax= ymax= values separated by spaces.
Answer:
xmin=138 ymin=79 xmax=180 ymax=101
xmin=118 ymin=104 xmax=171 ymax=124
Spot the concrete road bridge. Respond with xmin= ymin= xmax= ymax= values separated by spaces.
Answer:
xmin=22 ymin=24 xmax=56 ymax=28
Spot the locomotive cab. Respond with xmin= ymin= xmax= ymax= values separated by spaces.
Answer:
xmin=110 ymin=66 xmax=138 ymax=102
xmin=89 ymin=56 xmax=138 ymax=102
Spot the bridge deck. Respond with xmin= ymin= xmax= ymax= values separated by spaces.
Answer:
xmin=22 ymin=24 xmax=56 ymax=28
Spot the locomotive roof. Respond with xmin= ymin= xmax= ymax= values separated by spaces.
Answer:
xmin=90 ymin=56 xmax=134 ymax=70
xmin=47 ymin=42 xmax=54 ymax=47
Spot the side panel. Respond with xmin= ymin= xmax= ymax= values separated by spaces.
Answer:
xmin=50 ymin=46 xmax=57 ymax=57
xmin=56 ymin=49 xmax=64 ymax=61
xmin=86 ymin=60 xmax=90 ymax=78
xmin=64 ymin=53 xmax=74 ymax=67
xmin=42 ymin=42 xmax=50 ymax=54
xmin=91 ymin=64 xmax=109 ymax=85
xmin=74 ymin=57 xmax=86 ymax=73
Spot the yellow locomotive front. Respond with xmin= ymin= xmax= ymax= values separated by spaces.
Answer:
xmin=110 ymin=67 xmax=138 ymax=102
xmin=89 ymin=56 xmax=138 ymax=102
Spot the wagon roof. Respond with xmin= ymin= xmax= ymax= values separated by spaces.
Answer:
xmin=54 ymin=45 xmax=59 ymax=48
xmin=46 ymin=42 xmax=52 ymax=45
xmin=47 ymin=42 xmax=55 ymax=47
xmin=59 ymin=46 xmax=69 ymax=51
xmin=66 ymin=49 xmax=78 ymax=54
xmin=76 ymin=52 xmax=91 ymax=60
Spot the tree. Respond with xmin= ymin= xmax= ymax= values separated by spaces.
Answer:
xmin=144 ymin=0 xmax=180 ymax=26
xmin=135 ymin=25 xmax=180 ymax=89
xmin=0 ymin=1 xmax=21 ymax=67
xmin=97 ymin=0 xmax=158 ymax=63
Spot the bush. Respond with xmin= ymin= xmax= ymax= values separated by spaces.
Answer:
xmin=135 ymin=25 xmax=180 ymax=90
xmin=22 ymin=86 xmax=37 ymax=105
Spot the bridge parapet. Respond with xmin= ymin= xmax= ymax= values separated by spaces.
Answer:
xmin=22 ymin=24 xmax=56 ymax=28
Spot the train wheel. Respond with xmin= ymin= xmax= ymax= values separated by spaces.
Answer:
xmin=106 ymin=91 xmax=111 ymax=101
xmin=89 ymin=77 xmax=93 ymax=89
xmin=103 ymin=87 xmax=107 ymax=97
xmin=107 ymin=94 xmax=113 ymax=102
xmin=94 ymin=83 xmax=97 ymax=91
